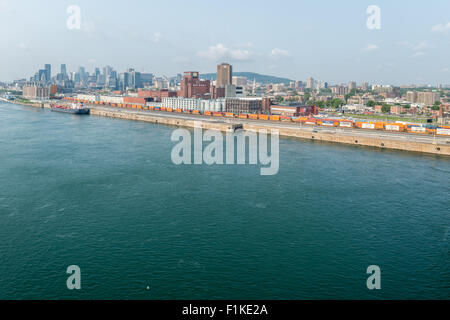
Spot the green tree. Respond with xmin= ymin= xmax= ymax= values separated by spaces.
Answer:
xmin=344 ymin=93 xmax=351 ymax=102
xmin=381 ymin=104 xmax=391 ymax=113
xmin=431 ymin=101 xmax=441 ymax=111
xmin=316 ymin=101 xmax=325 ymax=108
xmin=366 ymin=100 xmax=376 ymax=107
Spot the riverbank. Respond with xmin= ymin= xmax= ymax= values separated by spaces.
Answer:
xmin=3 ymin=99 xmax=450 ymax=156
xmin=89 ymin=107 xmax=450 ymax=156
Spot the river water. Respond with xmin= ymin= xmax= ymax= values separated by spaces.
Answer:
xmin=0 ymin=102 xmax=448 ymax=299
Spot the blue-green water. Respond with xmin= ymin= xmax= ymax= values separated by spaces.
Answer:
xmin=0 ymin=102 xmax=448 ymax=300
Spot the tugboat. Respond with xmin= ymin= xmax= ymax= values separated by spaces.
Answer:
xmin=51 ymin=102 xmax=90 ymax=115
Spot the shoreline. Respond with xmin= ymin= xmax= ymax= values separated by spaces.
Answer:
xmin=89 ymin=106 xmax=450 ymax=157
xmin=2 ymin=98 xmax=450 ymax=156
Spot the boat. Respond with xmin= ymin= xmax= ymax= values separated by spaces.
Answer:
xmin=51 ymin=103 xmax=90 ymax=115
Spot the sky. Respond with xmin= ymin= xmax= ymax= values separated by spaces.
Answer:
xmin=0 ymin=0 xmax=449 ymax=85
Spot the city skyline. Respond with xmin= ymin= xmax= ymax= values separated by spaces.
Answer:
xmin=1 ymin=0 xmax=449 ymax=84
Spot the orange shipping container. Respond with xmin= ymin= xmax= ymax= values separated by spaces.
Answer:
xmin=248 ymin=114 xmax=258 ymax=119
xmin=270 ymin=115 xmax=280 ymax=121
xmin=304 ymin=118 xmax=317 ymax=125
xmin=258 ymin=114 xmax=269 ymax=120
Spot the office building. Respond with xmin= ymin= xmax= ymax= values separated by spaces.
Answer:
xmin=225 ymin=98 xmax=262 ymax=114
xmin=217 ymin=63 xmax=233 ymax=88
xmin=232 ymin=76 xmax=247 ymax=87
xmin=23 ymin=85 xmax=50 ymax=99
xmin=178 ymin=72 xmax=211 ymax=98
xmin=417 ymin=92 xmax=440 ymax=106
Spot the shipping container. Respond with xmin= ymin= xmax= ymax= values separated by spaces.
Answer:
xmin=269 ymin=115 xmax=280 ymax=121
xmin=258 ymin=114 xmax=269 ymax=120
xmin=192 ymin=110 xmax=200 ymax=115
xmin=248 ymin=114 xmax=258 ymax=119
xmin=238 ymin=114 xmax=248 ymax=119
xmin=225 ymin=113 xmax=234 ymax=118
xmin=339 ymin=121 xmax=353 ymax=128
xmin=408 ymin=126 xmax=426 ymax=133
xmin=204 ymin=111 xmax=212 ymax=116
xmin=356 ymin=122 xmax=375 ymax=129
xmin=374 ymin=122 xmax=385 ymax=130
xmin=385 ymin=124 xmax=404 ymax=132
xmin=437 ymin=128 xmax=450 ymax=136
xmin=304 ymin=118 xmax=317 ymax=125
xmin=320 ymin=119 xmax=339 ymax=127
xmin=213 ymin=112 xmax=223 ymax=117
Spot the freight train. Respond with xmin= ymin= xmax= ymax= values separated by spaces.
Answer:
xmin=63 ymin=97 xmax=450 ymax=136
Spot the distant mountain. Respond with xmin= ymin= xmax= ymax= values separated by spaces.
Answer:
xmin=200 ymin=72 xmax=293 ymax=85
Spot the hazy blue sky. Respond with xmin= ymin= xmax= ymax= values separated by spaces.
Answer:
xmin=1 ymin=0 xmax=449 ymax=84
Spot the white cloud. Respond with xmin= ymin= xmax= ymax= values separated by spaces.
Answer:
xmin=412 ymin=41 xmax=431 ymax=51
xmin=270 ymin=48 xmax=290 ymax=57
xmin=364 ymin=44 xmax=379 ymax=51
xmin=412 ymin=51 xmax=426 ymax=57
xmin=398 ymin=41 xmax=432 ymax=57
xmin=151 ymin=32 xmax=162 ymax=43
xmin=441 ymin=68 xmax=449 ymax=73
xmin=197 ymin=43 xmax=253 ymax=62
xmin=431 ymin=22 xmax=450 ymax=33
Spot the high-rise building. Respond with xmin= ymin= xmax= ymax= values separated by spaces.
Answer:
xmin=141 ymin=73 xmax=154 ymax=86
xmin=103 ymin=65 xmax=113 ymax=77
xmin=417 ymin=91 xmax=440 ymax=106
xmin=23 ymin=85 xmax=50 ymax=99
xmin=348 ymin=81 xmax=357 ymax=91
xmin=128 ymin=68 xmax=142 ymax=89
xmin=78 ymin=67 xmax=86 ymax=82
xmin=119 ymin=72 xmax=129 ymax=90
xmin=406 ymin=91 xmax=418 ymax=103
xmin=306 ymin=77 xmax=314 ymax=89
xmin=217 ymin=63 xmax=233 ymax=88
xmin=45 ymin=64 xmax=51 ymax=82
xmin=331 ymin=85 xmax=348 ymax=95
xmin=38 ymin=69 xmax=46 ymax=82
xmin=61 ymin=64 xmax=67 ymax=77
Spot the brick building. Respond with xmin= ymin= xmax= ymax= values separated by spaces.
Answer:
xmin=178 ymin=72 xmax=211 ymax=99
